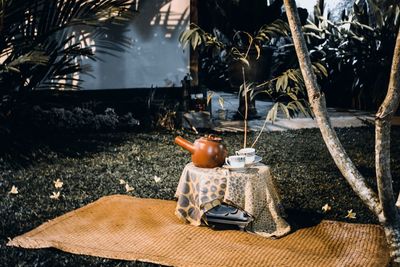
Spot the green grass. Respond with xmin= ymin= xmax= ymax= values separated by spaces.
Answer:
xmin=1 ymin=127 xmax=399 ymax=266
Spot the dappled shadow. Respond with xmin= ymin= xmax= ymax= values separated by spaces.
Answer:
xmin=78 ymin=0 xmax=190 ymax=89
xmin=130 ymin=0 xmax=189 ymax=41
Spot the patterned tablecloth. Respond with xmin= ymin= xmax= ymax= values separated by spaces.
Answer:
xmin=175 ymin=163 xmax=291 ymax=238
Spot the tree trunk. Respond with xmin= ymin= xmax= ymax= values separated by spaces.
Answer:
xmin=284 ymin=0 xmax=400 ymax=263
xmin=381 ymin=222 xmax=400 ymax=266
xmin=283 ymin=0 xmax=381 ymax=216
xmin=376 ymin=27 xmax=400 ymax=264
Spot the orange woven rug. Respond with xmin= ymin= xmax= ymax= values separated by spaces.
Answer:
xmin=8 ymin=195 xmax=389 ymax=267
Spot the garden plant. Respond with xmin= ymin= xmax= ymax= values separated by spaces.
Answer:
xmin=303 ymin=0 xmax=400 ymax=110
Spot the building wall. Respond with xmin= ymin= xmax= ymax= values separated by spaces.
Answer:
xmin=80 ymin=0 xmax=190 ymax=90
xmin=296 ymin=0 xmax=354 ymax=20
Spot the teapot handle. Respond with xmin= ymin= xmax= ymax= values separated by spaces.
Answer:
xmin=206 ymin=134 xmax=222 ymax=141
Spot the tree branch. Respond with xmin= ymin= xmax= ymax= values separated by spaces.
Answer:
xmin=283 ymin=0 xmax=382 ymax=217
xmin=376 ymin=28 xmax=400 ymax=224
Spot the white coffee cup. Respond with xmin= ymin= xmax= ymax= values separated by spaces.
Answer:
xmin=225 ymin=155 xmax=246 ymax=168
xmin=236 ymin=148 xmax=256 ymax=164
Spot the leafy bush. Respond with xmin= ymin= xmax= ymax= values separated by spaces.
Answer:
xmin=29 ymin=106 xmax=139 ymax=133
xmin=304 ymin=0 xmax=400 ymax=110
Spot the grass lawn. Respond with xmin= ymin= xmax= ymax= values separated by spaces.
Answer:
xmin=1 ymin=126 xmax=399 ymax=266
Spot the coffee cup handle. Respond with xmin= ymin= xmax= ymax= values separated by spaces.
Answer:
xmin=225 ymin=158 xmax=230 ymax=165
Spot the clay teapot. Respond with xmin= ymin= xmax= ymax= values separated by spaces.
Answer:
xmin=175 ymin=135 xmax=228 ymax=168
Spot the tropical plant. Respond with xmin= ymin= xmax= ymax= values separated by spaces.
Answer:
xmin=303 ymin=0 xmax=400 ymax=110
xmin=180 ymin=21 xmax=280 ymax=145
xmin=179 ymin=20 xmax=319 ymax=122
xmin=180 ymin=21 xmax=287 ymax=90
xmin=340 ymin=0 xmax=399 ymax=109
xmin=0 ymin=0 xmax=133 ymax=134
xmin=252 ymin=63 xmax=327 ymax=121
xmin=284 ymin=0 xmax=400 ymax=264
xmin=180 ymin=19 xmax=328 ymax=148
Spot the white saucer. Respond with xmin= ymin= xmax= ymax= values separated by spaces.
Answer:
xmin=222 ymin=164 xmax=247 ymax=171
xmin=223 ymin=156 xmax=263 ymax=171
xmin=245 ymin=155 xmax=262 ymax=166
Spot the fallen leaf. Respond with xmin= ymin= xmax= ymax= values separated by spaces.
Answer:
xmin=153 ymin=176 xmax=161 ymax=183
xmin=321 ymin=203 xmax=331 ymax=213
xmin=53 ymin=179 xmax=63 ymax=189
xmin=125 ymin=184 xmax=134 ymax=192
xmin=50 ymin=191 xmax=61 ymax=200
xmin=9 ymin=185 xmax=18 ymax=195
xmin=119 ymin=179 xmax=126 ymax=185
xmin=345 ymin=209 xmax=356 ymax=219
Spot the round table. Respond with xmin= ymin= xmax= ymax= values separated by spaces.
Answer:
xmin=175 ymin=162 xmax=291 ymax=238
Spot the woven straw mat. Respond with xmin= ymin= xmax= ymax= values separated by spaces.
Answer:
xmin=8 ymin=195 xmax=389 ymax=267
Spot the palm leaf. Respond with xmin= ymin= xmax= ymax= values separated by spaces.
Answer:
xmin=0 ymin=0 xmax=134 ymax=93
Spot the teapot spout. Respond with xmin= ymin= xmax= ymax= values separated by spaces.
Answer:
xmin=175 ymin=136 xmax=196 ymax=154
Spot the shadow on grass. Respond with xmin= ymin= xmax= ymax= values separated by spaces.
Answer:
xmin=285 ymin=208 xmax=324 ymax=232
xmin=0 ymin=131 xmax=138 ymax=168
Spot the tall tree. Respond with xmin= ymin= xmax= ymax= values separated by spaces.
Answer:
xmin=283 ymin=0 xmax=400 ymax=264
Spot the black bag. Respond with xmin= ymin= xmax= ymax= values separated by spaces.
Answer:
xmin=204 ymin=204 xmax=254 ymax=231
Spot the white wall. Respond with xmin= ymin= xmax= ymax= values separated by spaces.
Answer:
xmin=80 ymin=0 xmax=190 ymax=89
xmin=296 ymin=0 xmax=340 ymax=11
xmin=296 ymin=0 xmax=354 ymax=20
